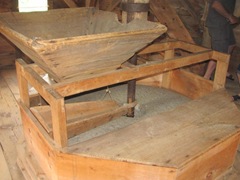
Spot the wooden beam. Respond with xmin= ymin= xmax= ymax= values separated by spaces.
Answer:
xmin=161 ymin=49 xmax=175 ymax=89
xmin=16 ymin=60 xmax=30 ymax=108
xmin=63 ymin=0 xmax=78 ymax=7
xmin=138 ymin=41 xmax=209 ymax=55
xmin=180 ymin=0 xmax=199 ymax=21
xmin=85 ymin=0 xmax=91 ymax=7
xmin=150 ymin=0 xmax=194 ymax=43
xmin=108 ymin=0 xmax=121 ymax=11
xmin=212 ymin=51 xmax=230 ymax=90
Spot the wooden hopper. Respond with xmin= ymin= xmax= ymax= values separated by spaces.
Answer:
xmin=0 ymin=7 xmax=167 ymax=81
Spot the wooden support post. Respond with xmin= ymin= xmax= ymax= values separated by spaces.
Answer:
xmin=85 ymin=0 xmax=91 ymax=7
xmin=150 ymin=0 xmax=194 ymax=43
xmin=16 ymin=59 xmax=68 ymax=148
xmin=16 ymin=59 xmax=30 ymax=108
xmin=127 ymin=55 xmax=137 ymax=117
xmin=122 ymin=0 xmax=149 ymax=117
xmin=50 ymin=96 xmax=68 ymax=148
xmin=211 ymin=51 xmax=230 ymax=90
xmin=121 ymin=0 xmax=149 ymax=23
xmin=161 ymin=49 xmax=175 ymax=89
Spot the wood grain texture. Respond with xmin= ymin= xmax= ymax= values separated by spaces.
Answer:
xmin=0 ymin=147 xmax=12 ymax=180
xmin=19 ymin=89 xmax=240 ymax=179
xmin=150 ymin=0 xmax=194 ymax=43
xmin=0 ymin=8 xmax=167 ymax=81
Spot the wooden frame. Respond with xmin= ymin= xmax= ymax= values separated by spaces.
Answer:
xmin=16 ymin=41 xmax=229 ymax=148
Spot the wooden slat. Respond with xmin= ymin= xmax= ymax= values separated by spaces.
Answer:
xmin=138 ymin=41 xmax=209 ymax=55
xmin=138 ymin=41 xmax=179 ymax=55
xmin=169 ymin=69 xmax=213 ymax=99
xmin=19 ymin=102 xmax=57 ymax=179
xmin=17 ymin=140 xmax=48 ymax=180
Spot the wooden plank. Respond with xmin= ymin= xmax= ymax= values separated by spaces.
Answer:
xmin=69 ymin=89 xmax=240 ymax=169
xmin=63 ymin=0 xmax=78 ymax=7
xmin=177 ymin=133 xmax=240 ymax=180
xmin=0 ymin=146 xmax=12 ymax=180
xmin=138 ymin=41 xmax=209 ymax=55
xmin=0 ymin=69 xmax=20 ymax=101
xmin=150 ymin=0 xmax=194 ymax=43
xmin=17 ymin=140 xmax=48 ymax=180
xmin=169 ymin=69 xmax=213 ymax=99
xmin=0 ymin=73 xmax=24 ymax=179
xmin=50 ymin=97 xmax=67 ymax=147
xmin=19 ymin=102 xmax=57 ymax=179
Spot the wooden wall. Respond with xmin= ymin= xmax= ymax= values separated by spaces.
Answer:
xmin=0 ymin=0 xmax=16 ymax=69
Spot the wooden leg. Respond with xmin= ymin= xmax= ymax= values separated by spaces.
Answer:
xmin=127 ymin=55 xmax=137 ymax=117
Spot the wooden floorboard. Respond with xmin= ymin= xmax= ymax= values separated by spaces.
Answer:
xmin=0 ymin=146 xmax=12 ymax=180
xmin=0 ymin=68 xmax=24 ymax=180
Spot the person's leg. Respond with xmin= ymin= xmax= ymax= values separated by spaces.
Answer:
xmin=204 ymin=60 xmax=216 ymax=79
xmin=237 ymin=64 xmax=240 ymax=85
xmin=228 ymin=44 xmax=236 ymax=54
xmin=204 ymin=25 xmax=233 ymax=79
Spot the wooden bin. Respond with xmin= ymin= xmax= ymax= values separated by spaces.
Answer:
xmin=0 ymin=7 xmax=167 ymax=81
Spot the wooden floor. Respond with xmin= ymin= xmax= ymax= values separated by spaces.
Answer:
xmin=0 ymin=68 xmax=240 ymax=179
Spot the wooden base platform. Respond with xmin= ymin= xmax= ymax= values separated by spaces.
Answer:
xmin=13 ymin=41 xmax=240 ymax=179
xmin=18 ymin=89 xmax=240 ymax=180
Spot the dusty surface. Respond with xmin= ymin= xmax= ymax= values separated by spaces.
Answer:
xmin=67 ymin=84 xmax=190 ymax=144
xmin=66 ymin=78 xmax=240 ymax=180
